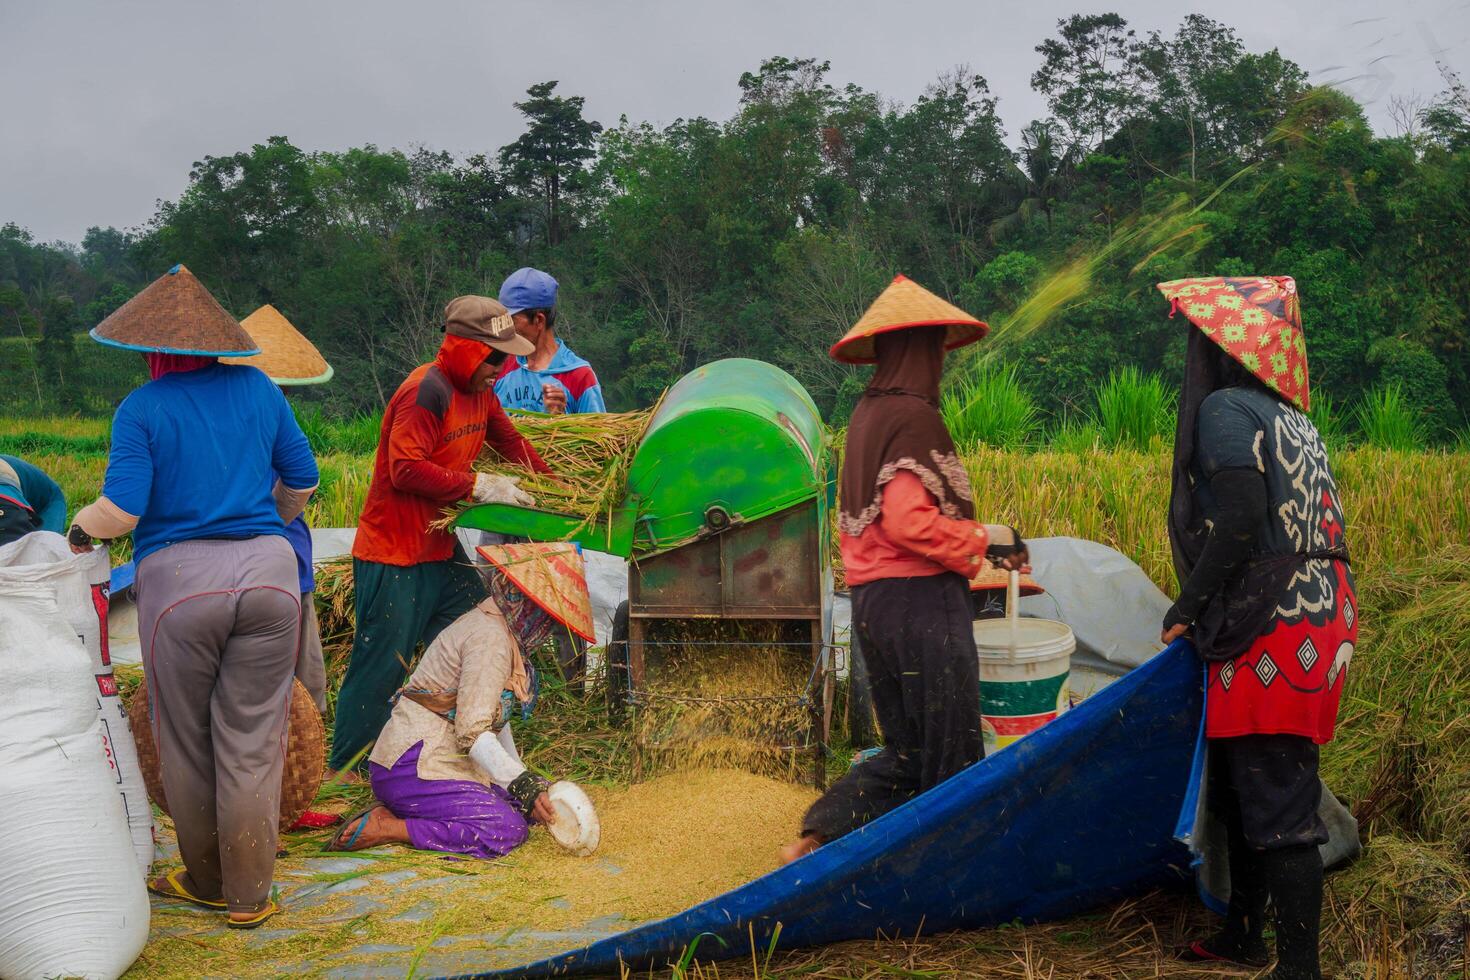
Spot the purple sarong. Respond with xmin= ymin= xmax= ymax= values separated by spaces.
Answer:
xmin=369 ymin=741 xmax=529 ymax=859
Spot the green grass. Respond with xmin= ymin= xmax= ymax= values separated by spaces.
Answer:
xmin=1356 ymin=383 xmax=1430 ymax=451
xmin=1308 ymin=390 xmax=1349 ymax=450
xmin=1048 ymin=416 xmax=1103 ymax=453
xmin=939 ymin=363 xmax=1042 ymax=450
xmin=296 ymin=406 xmax=384 ymax=457
xmin=1091 ymin=367 xmax=1176 ymax=451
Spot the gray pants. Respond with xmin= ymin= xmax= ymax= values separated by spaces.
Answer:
xmin=295 ymin=595 xmax=327 ymax=714
xmin=137 ymin=536 xmax=299 ymax=913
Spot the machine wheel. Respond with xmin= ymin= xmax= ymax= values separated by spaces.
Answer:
xmin=605 ymin=600 xmax=631 ymax=724
xmin=846 ymin=627 xmax=878 ymax=749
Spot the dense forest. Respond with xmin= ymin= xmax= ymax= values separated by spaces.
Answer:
xmin=4 ymin=13 xmax=1469 ymax=434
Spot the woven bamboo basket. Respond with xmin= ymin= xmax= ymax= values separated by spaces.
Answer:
xmin=127 ymin=678 xmax=325 ymax=833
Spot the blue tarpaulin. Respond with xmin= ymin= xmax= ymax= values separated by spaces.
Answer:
xmin=457 ymin=641 xmax=1204 ymax=979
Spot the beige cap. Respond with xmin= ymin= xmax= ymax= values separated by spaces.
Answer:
xmin=445 ymin=296 xmax=535 ymax=356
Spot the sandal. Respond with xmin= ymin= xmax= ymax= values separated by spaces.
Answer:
xmin=288 ymin=809 xmax=344 ymax=831
xmin=227 ymin=900 xmax=281 ymax=930
xmin=147 ymin=868 xmax=226 ymax=911
xmin=324 ymin=806 xmax=381 ymax=852
xmin=1177 ymin=940 xmax=1270 ymax=968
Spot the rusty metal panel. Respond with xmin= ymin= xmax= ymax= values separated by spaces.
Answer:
xmin=629 ymin=533 xmax=721 ymax=612
xmin=629 ymin=503 xmax=821 ymax=619
xmin=722 ymin=504 xmax=820 ymax=616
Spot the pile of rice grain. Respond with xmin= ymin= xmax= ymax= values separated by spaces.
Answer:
xmin=130 ymin=769 xmax=816 ymax=979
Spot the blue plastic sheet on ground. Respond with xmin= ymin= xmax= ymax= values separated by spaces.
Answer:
xmin=452 ymin=641 xmax=1204 ymax=979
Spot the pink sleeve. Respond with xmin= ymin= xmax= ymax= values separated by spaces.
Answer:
xmin=880 ymin=470 xmax=989 ymax=576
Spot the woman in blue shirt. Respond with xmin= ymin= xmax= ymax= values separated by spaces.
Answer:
xmin=70 ymin=266 xmax=318 ymax=930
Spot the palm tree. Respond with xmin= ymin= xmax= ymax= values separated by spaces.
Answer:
xmin=989 ymin=120 xmax=1079 ymax=241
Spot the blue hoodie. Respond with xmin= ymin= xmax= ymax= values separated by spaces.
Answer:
xmin=494 ymin=339 xmax=606 ymax=414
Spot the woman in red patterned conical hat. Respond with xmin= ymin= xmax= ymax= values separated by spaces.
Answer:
xmin=1158 ymin=276 xmax=1356 ymax=980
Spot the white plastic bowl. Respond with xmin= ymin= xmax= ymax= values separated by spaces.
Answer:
xmin=545 ymin=780 xmax=600 ymax=856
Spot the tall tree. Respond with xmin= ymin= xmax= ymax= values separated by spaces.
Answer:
xmin=1032 ymin=13 xmax=1140 ymax=151
xmin=1134 ymin=15 xmax=1244 ymax=179
xmin=499 ymin=81 xmax=603 ymax=246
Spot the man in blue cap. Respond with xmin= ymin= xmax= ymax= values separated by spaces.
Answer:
xmin=495 ymin=268 xmax=605 ymax=415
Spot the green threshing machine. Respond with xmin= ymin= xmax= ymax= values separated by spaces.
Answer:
xmin=455 ymin=358 xmax=836 ymax=782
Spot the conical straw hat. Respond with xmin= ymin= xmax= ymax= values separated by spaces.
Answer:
xmin=1156 ymin=276 xmax=1310 ymax=411
xmin=220 ymin=305 xmax=334 ymax=385
xmin=476 ymin=543 xmax=595 ymax=643
xmin=90 ymin=264 xmax=258 ymax=356
xmin=830 ymin=275 xmax=988 ymax=364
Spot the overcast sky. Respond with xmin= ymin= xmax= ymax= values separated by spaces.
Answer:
xmin=3 ymin=0 xmax=1467 ymax=245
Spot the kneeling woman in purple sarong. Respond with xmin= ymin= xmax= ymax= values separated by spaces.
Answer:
xmin=328 ymin=542 xmax=597 ymax=858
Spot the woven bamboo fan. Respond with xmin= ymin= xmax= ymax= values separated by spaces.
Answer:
xmin=971 ymin=564 xmax=1043 ymax=595
xmin=127 ymin=678 xmax=325 ymax=833
xmin=830 ymin=274 xmax=987 ymax=364
xmin=219 ymin=304 xmax=334 ymax=385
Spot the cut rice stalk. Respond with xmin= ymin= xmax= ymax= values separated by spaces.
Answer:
xmin=431 ymin=405 xmax=658 ymax=536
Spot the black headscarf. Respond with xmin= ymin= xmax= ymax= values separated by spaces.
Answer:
xmin=837 ymin=326 xmax=975 ymax=537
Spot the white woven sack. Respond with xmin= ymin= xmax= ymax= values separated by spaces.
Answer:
xmin=0 ymin=583 xmax=149 ymax=979
xmin=0 ymin=533 xmax=154 ymax=872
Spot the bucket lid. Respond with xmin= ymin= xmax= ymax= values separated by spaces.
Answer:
xmin=545 ymin=780 xmax=600 ymax=856
xmin=972 ymin=618 xmax=1075 ymax=661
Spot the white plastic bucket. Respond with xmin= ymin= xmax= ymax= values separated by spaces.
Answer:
xmin=973 ymin=617 xmax=1075 ymax=755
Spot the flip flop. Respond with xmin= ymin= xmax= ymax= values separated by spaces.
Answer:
xmin=324 ymin=806 xmax=380 ymax=852
xmin=147 ymin=868 xmax=227 ymax=911
xmin=227 ymin=900 xmax=280 ymax=930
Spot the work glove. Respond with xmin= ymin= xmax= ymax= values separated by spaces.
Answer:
xmin=983 ymin=524 xmax=1029 ymax=570
xmin=472 ymin=472 xmax=535 ymax=507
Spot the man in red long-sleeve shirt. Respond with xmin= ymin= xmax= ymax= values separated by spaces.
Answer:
xmin=329 ymin=296 xmax=552 ymax=774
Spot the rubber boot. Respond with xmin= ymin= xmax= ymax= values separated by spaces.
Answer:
xmin=1262 ymin=844 xmax=1323 ymax=980
xmin=1180 ymin=840 xmax=1270 ymax=967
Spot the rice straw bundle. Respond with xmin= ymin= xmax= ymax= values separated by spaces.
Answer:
xmin=312 ymin=555 xmax=356 ymax=723
xmin=432 ymin=406 xmax=656 ymax=534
